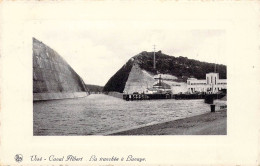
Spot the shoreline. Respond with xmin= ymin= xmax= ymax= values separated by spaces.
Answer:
xmin=108 ymin=109 xmax=227 ymax=135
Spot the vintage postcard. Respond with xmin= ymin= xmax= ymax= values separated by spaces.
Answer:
xmin=0 ymin=1 xmax=260 ymax=165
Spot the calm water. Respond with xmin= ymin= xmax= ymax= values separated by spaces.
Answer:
xmin=33 ymin=94 xmax=211 ymax=135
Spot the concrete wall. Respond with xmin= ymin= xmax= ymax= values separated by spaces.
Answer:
xmin=33 ymin=38 xmax=88 ymax=101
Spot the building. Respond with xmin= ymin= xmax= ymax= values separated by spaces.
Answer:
xmin=187 ymin=73 xmax=227 ymax=94
xmin=167 ymin=81 xmax=187 ymax=94
xmin=153 ymin=74 xmax=188 ymax=94
xmin=146 ymin=75 xmax=172 ymax=94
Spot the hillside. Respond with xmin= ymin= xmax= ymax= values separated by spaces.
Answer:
xmin=103 ymin=51 xmax=227 ymax=93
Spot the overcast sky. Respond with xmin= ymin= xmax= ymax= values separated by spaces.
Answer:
xmin=33 ymin=21 xmax=226 ymax=86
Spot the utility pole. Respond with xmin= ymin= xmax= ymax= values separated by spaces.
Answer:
xmin=153 ymin=44 xmax=156 ymax=69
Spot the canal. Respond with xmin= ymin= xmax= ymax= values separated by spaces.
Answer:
xmin=33 ymin=94 xmax=211 ymax=135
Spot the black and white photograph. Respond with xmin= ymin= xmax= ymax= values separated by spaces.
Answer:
xmin=33 ymin=28 xmax=227 ymax=136
xmin=1 ymin=1 xmax=259 ymax=165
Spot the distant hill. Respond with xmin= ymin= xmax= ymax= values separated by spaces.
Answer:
xmin=85 ymin=84 xmax=103 ymax=93
xmin=103 ymin=51 xmax=227 ymax=93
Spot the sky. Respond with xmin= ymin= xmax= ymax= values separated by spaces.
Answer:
xmin=32 ymin=21 xmax=226 ymax=86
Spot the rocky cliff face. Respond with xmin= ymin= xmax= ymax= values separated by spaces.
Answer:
xmin=33 ymin=38 xmax=88 ymax=101
xmin=103 ymin=51 xmax=227 ymax=93
xmin=123 ymin=62 xmax=155 ymax=94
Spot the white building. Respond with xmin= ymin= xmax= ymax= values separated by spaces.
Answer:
xmin=187 ymin=73 xmax=227 ymax=94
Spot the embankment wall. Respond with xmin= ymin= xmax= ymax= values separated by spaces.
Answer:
xmin=106 ymin=92 xmax=123 ymax=99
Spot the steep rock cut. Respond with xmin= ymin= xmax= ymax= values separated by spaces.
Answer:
xmin=124 ymin=63 xmax=155 ymax=94
xmin=33 ymin=38 xmax=88 ymax=101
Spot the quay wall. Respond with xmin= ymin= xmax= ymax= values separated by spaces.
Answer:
xmin=122 ymin=93 xmax=226 ymax=101
xmin=33 ymin=38 xmax=88 ymax=101
xmin=106 ymin=92 xmax=123 ymax=99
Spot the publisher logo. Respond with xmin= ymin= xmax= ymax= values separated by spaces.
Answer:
xmin=15 ymin=154 xmax=23 ymax=163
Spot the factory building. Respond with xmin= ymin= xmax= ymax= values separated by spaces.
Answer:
xmin=187 ymin=73 xmax=227 ymax=94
